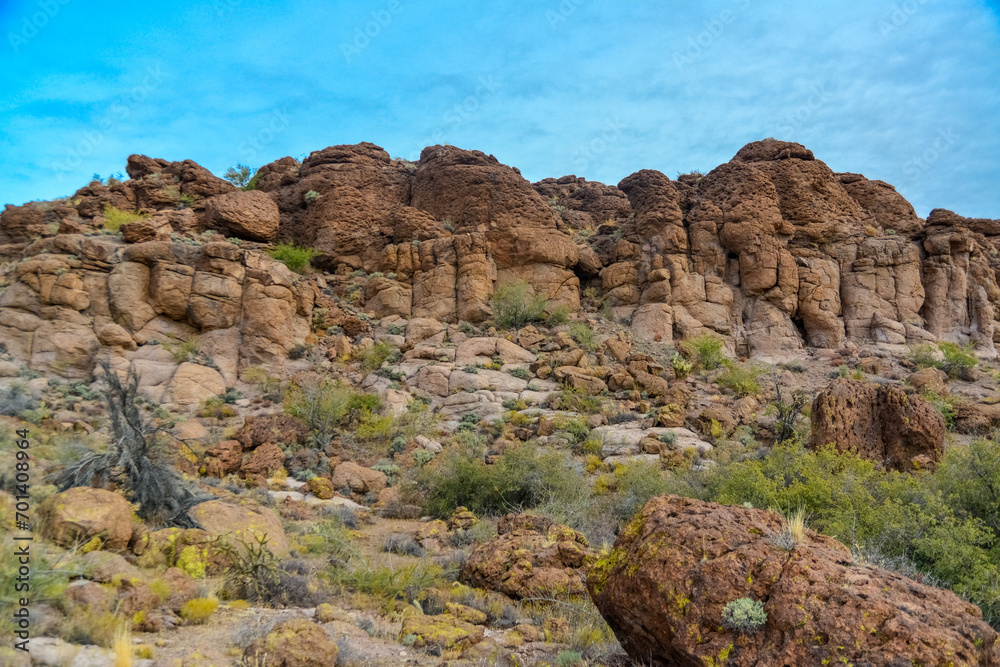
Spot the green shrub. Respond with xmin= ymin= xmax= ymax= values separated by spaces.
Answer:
xmin=508 ymin=367 xmax=531 ymax=380
xmin=909 ymin=343 xmax=940 ymax=369
xmin=702 ymin=439 xmax=1000 ymax=624
xmin=681 ymin=333 xmax=726 ymax=370
xmin=420 ymin=441 xmax=585 ymax=518
xmin=358 ymin=342 xmax=397 ymax=374
xmin=219 ymin=533 xmax=281 ymax=603
xmin=490 ymin=280 xmax=549 ymax=329
xmin=569 ymin=323 xmax=597 ymax=351
xmin=284 ymin=379 xmax=356 ymax=446
xmin=716 ymin=363 xmax=762 ymax=397
xmin=549 ymin=387 xmax=602 ymax=414
xmin=922 ymin=391 xmax=957 ymax=431
xmin=329 ymin=560 xmax=447 ymax=605
xmin=164 ymin=335 xmax=200 ymax=363
xmin=722 ymin=597 xmax=766 ymax=633
xmin=103 ymin=204 xmax=149 ymax=232
xmin=910 ymin=341 xmax=978 ymax=380
xmin=267 ymin=243 xmax=317 ymax=273
xmin=545 ymin=305 xmax=572 ymax=326
xmin=938 ymin=341 xmax=978 ymax=379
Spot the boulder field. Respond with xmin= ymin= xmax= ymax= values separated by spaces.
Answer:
xmin=2 ymin=138 xmax=999 ymax=386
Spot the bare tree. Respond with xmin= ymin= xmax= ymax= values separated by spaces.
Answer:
xmin=55 ymin=359 xmax=205 ymax=528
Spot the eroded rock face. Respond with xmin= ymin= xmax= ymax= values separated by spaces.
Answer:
xmin=459 ymin=513 xmax=596 ymax=599
xmin=4 ymin=137 xmax=1000 ymax=366
xmin=589 ymin=495 xmax=1000 ymax=667
xmin=810 ymin=378 xmax=944 ymax=470
xmin=0 ymin=234 xmax=313 ymax=386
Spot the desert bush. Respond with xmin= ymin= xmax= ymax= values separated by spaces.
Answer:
xmin=179 ymin=598 xmax=219 ymax=624
xmin=357 ymin=341 xmax=398 ymax=374
xmin=508 ymin=367 xmax=531 ymax=380
xmin=329 ymin=559 xmax=449 ymax=606
xmin=702 ymin=439 xmax=1000 ymax=624
xmin=722 ymin=597 xmax=767 ymax=633
xmin=283 ymin=379 xmax=357 ymax=446
xmin=383 ymin=534 xmax=426 ymax=557
xmin=681 ymin=333 xmax=726 ymax=370
xmin=569 ymin=323 xmax=597 ymax=351
xmin=55 ymin=360 xmax=204 ymax=528
xmin=938 ymin=341 xmax=978 ymax=379
xmin=910 ymin=341 xmax=978 ymax=380
xmin=716 ymin=363 xmax=762 ymax=397
xmin=220 ymin=533 xmax=281 ymax=603
xmin=489 ymin=280 xmax=550 ymax=329
xmin=548 ymin=387 xmax=602 ymax=414
xmin=267 ymin=243 xmax=316 ymax=273
xmin=772 ymin=382 xmax=808 ymax=445
xmin=420 ymin=441 xmax=585 ymax=518
xmin=103 ymin=204 xmax=149 ymax=232
xmin=0 ymin=384 xmax=39 ymax=417
xmin=922 ymin=391 xmax=957 ymax=431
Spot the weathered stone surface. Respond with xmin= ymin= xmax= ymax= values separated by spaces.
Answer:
xmin=188 ymin=499 xmax=289 ymax=556
xmin=460 ymin=513 xmax=596 ymax=599
xmin=204 ymin=190 xmax=280 ymax=242
xmin=235 ymin=413 xmax=309 ymax=449
xmin=332 ymin=462 xmax=387 ymax=495
xmin=810 ymin=378 xmax=945 ymax=470
xmin=589 ymin=495 xmax=1000 ymax=667
xmin=40 ymin=487 xmax=133 ymax=552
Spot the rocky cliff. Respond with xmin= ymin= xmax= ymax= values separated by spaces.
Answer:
xmin=2 ymin=138 xmax=997 ymax=384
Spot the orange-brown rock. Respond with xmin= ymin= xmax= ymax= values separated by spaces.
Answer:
xmin=589 ymin=495 xmax=1000 ymax=667
xmin=460 ymin=513 xmax=596 ymax=600
xmin=39 ymin=487 xmax=133 ymax=552
xmin=235 ymin=414 xmax=310 ymax=449
xmin=810 ymin=379 xmax=944 ymax=470
xmin=204 ymin=190 xmax=280 ymax=242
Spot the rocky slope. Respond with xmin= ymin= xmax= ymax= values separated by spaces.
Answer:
xmin=3 ymin=139 xmax=1000 ymax=667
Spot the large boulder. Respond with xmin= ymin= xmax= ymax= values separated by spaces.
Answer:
xmin=331 ymin=462 xmax=387 ymax=495
xmin=204 ymin=190 xmax=280 ymax=242
xmin=187 ymin=500 xmax=288 ymax=556
xmin=40 ymin=487 xmax=134 ymax=552
xmin=810 ymin=378 xmax=945 ymax=470
xmin=244 ymin=618 xmax=338 ymax=667
xmin=589 ymin=495 xmax=1000 ymax=667
xmin=460 ymin=513 xmax=596 ymax=600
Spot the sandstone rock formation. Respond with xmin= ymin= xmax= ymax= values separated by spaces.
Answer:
xmin=2 ymin=138 xmax=999 ymax=387
xmin=810 ymin=378 xmax=945 ymax=470
xmin=589 ymin=495 xmax=1000 ymax=667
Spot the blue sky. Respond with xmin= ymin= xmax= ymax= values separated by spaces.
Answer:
xmin=1 ymin=0 xmax=998 ymax=218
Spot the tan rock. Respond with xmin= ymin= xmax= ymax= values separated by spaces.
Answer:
xmin=40 ymin=487 xmax=133 ymax=552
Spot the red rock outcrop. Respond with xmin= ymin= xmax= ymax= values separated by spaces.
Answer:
xmin=810 ymin=378 xmax=945 ymax=470
xmin=3 ymin=137 xmax=1000 ymax=379
xmin=589 ymin=495 xmax=1000 ymax=667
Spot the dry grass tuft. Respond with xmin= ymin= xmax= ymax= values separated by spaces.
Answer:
xmin=113 ymin=620 xmax=132 ymax=667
